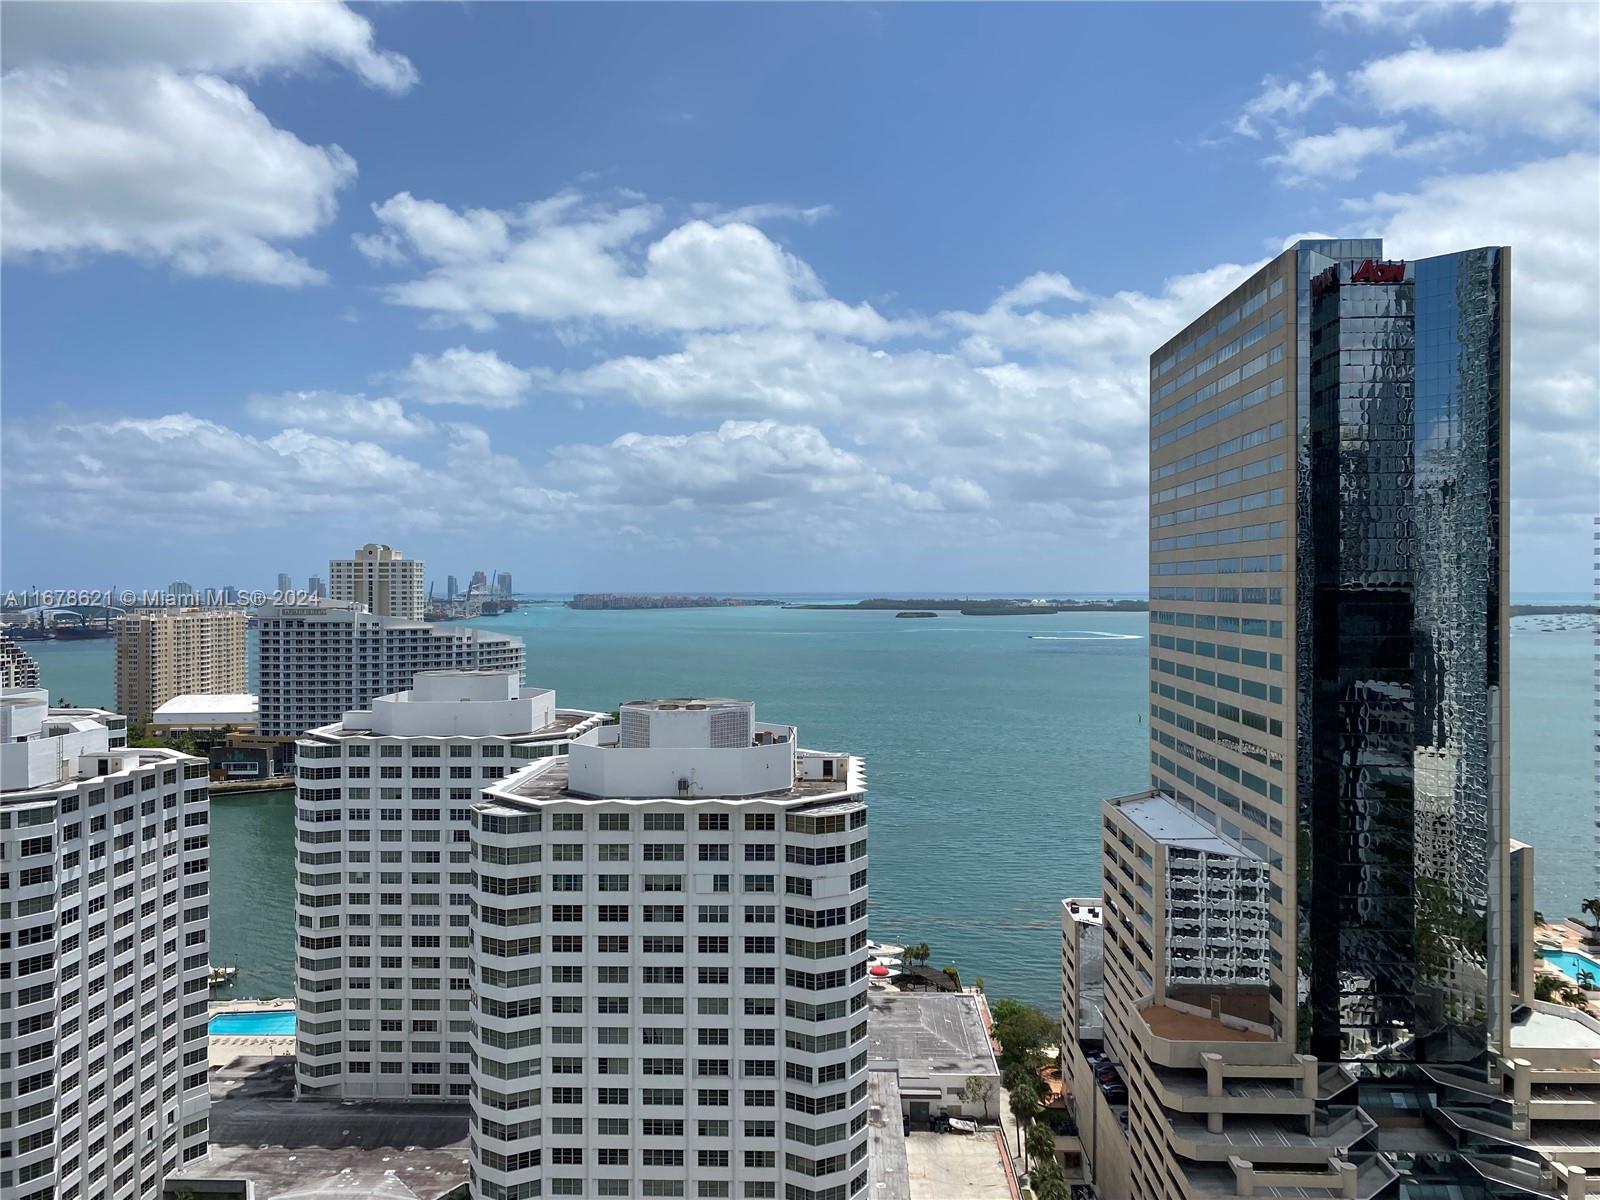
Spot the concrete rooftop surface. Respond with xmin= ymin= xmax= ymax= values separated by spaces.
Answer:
xmin=170 ymin=1059 xmax=470 ymax=1200
xmin=868 ymin=990 xmax=1000 ymax=1079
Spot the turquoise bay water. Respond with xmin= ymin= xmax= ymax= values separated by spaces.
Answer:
xmin=209 ymin=1010 xmax=296 ymax=1036
xmin=21 ymin=602 xmax=1596 ymax=1009
xmin=1539 ymin=949 xmax=1600 ymax=987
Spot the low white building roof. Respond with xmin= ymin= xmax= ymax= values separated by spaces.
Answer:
xmin=152 ymin=694 xmax=259 ymax=724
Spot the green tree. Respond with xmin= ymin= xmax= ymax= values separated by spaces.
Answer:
xmin=1583 ymin=898 xmax=1600 ymax=933
xmin=1003 ymin=1060 xmax=1034 ymax=1093
xmin=1031 ymin=1159 xmax=1070 ymax=1200
xmin=1535 ymin=974 xmax=1565 ymax=1003
xmin=1008 ymin=1076 xmax=1040 ymax=1160
xmin=992 ymin=1000 xmax=1057 ymax=1072
xmin=904 ymin=942 xmax=932 ymax=968
xmin=1026 ymin=1119 xmax=1057 ymax=1173
xmin=942 ymin=964 xmax=962 ymax=989
xmin=961 ymin=1074 xmax=994 ymax=1118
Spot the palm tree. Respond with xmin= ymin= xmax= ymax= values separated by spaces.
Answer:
xmin=1008 ymin=1076 xmax=1040 ymax=1160
xmin=1031 ymin=1159 xmax=1071 ymax=1200
xmin=1026 ymin=1120 xmax=1056 ymax=1175
xmin=1583 ymin=898 xmax=1600 ymax=934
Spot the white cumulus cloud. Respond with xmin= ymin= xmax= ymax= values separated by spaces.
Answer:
xmin=360 ymin=191 xmax=895 ymax=339
xmin=2 ymin=68 xmax=356 ymax=285
xmin=390 ymin=348 xmax=533 ymax=409
xmin=1355 ymin=2 xmax=1600 ymax=139
xmin=1 ymin=1 xmax=411 ymax=284
xmin=245 ymin=392 xmax=437 ymax=440
xmin=0 ymin=0 xmax=417 ymax=93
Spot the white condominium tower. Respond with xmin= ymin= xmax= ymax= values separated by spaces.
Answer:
xmin=470 ymin=698 xmax=869 ymax=1200
xmin=293 ymin=671 xmax=607 ymax=1099
xmin=329 ymin=543 xmax=426 ymax=619
xmin=255 ymin=600 xmax=525 ymax=736
xmin=115 ymin=607 xmax=248 ymax=724
xmin=0 ymin=688 xmax=212 ymax=1200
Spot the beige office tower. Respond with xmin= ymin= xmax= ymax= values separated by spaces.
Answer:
xmin=1060 ymin=242 xmax=1600 ymax=1199
xmin=329 ymin=543 xmax=426 ymax=619
xmin=115 ymin=607 xmax=247 ymax=723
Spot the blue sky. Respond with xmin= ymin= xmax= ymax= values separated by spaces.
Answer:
xmin=2 ymin=1 xmax=1595 ymax=594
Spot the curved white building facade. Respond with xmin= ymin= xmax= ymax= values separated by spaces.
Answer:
xmin=0 ymin=688 xmax=211 ymax=1200
xmin=292 ymin=671 xmax=605 ymax=1099
xmin=470 ymin=699 xmax=870 ymax=1200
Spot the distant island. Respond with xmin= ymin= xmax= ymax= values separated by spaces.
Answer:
xmin=788 ymin=597 xmax=1147 ymax=614
xmin=895 ymin=611 xmax=938 ymax=619
xmin=1509 ymin=604 xmax=1599 ymax=617
xmin=568 ymin=594 xmax=784 ymax=610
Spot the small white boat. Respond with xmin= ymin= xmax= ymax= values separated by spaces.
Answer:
xmin=869 ymin=941 xmax=906 ymax=957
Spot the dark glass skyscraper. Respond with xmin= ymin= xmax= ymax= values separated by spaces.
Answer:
xmin=1296 ymin=246 xmax=1510 ymax=1076
xmin=1055 ymin=241 xmax=1582 ymax=1200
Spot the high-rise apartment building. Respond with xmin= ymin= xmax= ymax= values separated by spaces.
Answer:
xmin=290 ymin=683 xmax=870 ymax=1200
xmin=0 ymin=688 xmax=212 ymax=1199
xmin=467 ymin=697 xmax=869 ymax=1200
xmin=329 ymin=543 xmax=426 ymax=619
xmin=115 ymin=607 xmax=248 ymax=724
xmin=0 ymin=629 xmax=41 ymax=689
xmin=1059 ymin=242 xmax=1600 ymax=1198
xmin=308 ymin=574 xmax=325 ymax=598
xmin=495 ymin=572 xmax=513 ymax=597
xmin=293 ymin=670 xmax=607 ymax=1100
xmin=255 ymin=600 xmax=525 ymax=736
xmin=447 ymin=575 xmax=460 ymax=601
xmin=277 ymin=573 xmax=294 ymax=595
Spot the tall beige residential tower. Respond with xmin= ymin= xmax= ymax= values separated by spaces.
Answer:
xmin=329 ymin=543 xmax=426 ymax=619
xmin=115 ymin=606 xmax=247 ymax=723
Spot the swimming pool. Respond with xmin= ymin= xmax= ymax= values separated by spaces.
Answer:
xmin=1540 ymin=949 xmax=1600 ymax=988
xmin=209 ymin=1010 xmax=296 ymax=1036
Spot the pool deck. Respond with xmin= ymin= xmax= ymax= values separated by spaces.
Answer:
xmin=209 ymin=996 xmax=296 ymax=1067
xmin=1533 ymin=920 xmax=1600 ymax=1015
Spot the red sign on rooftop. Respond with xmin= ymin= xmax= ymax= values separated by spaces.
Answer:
xmin=1351 ymin=259 xmax=1405 ymax=284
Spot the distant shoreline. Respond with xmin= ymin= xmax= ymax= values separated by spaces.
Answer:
xmin=786 ymin=597 xmax=1148 ymax=613
xmin=567 ymin=594 xmax=784 ymax=610
xmin=1510 ymin=604 xmax=1599 ymax=617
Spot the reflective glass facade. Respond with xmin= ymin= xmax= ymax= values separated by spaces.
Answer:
xmin=1293 ymin=246 xmax=1509 ymax=1073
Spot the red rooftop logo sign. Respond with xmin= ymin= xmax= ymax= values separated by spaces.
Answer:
xmin=1351 ymin=259 xmax=1405 ymax=284
xmin=1311 ymin=266 xmax=1339 ymax=297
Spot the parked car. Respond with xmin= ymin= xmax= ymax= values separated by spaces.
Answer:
xmin=1101 ymin=1082 xmax=1128 ymax=1104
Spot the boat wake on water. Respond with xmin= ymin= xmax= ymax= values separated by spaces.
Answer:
xmin=1029 ymin=631 xmax=1143 ymax=641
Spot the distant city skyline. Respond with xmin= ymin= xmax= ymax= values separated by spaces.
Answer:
xmin=2 ymin=2 xmax=1595 ymax=593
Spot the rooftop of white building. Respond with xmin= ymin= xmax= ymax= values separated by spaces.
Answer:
xmin=866 ymin=991 xmax=1000 ymax=1083
xmin=2 ymin=686 xmax=195 ymax=798
xmin=485 ymin=748 xmax=860 ymax=808
xmin=301 ymin=670 xmax=601 ymax=742
xmin=473 ymin=697 xmax=862 ymax=804
xmin=1511 ymin=1005 xmax=1600 ymax=1052
xmin=153 ymin=693 xmax=258 ymax=724
xmin=1109 ymin=790 xmax=1262 ymax=860
xmin=1063 ymin=897 xmax=1103 ymax=927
